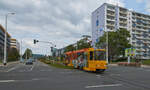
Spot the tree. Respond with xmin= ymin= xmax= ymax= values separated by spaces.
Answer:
xmin=23 ymin=48 xmax=32 ymax=59
xmin=77 ymin=38 xmax=91 ymax=50
xmin=8 ymin=48 xmax=20 ymax=62
xmin=96 ymin=29 xmax=131 ymax=61
xmin=64 ymin=44 xmax=76 ymax=52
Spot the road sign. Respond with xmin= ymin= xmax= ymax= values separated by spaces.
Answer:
xmin=125 ymin=48 xmax=136 ymax=57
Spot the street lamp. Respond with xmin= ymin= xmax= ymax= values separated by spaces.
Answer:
xmin=3 ymin=12 xmax=15 ymax=65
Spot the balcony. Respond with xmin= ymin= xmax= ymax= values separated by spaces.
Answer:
xmin=139 ymin=28 xmax=148 ymax=32
xmin=136 ymin=15 xmax=143 ymax=20
xmin=107 ymin=5 xmax=115 ymax=10
xmin=107 ymin=26 xmax=115 ymax=31
xmin=119 ymin=20 xmax=127 ymax=24
xmin=119 ymin=23 xmax=127 ymax=27
xmin=135 ymin=31 xmax=142 ymax=35
xmin=132 ymin=27 xmax=136 ymax=30
xmin=107 ymin=23 xmax=115 ymax=27
xmin=136 ymin=49 xmax=144 ymax=52
xmin=136 ymin=27 xmax=147 ymax=32
xmin=119 ymin=10 xmax=127 ymax=15
xmin=107 ymin=10 xmax=115 ymax=16
xmin=107 ymin=16 xmax=115 ymax=22
xmin=143 ymin=41 xmax=150 ymax=44
xmin=119 ymin=16 xmax=127 ymax=20
xmin=136 ymin=35 xmax=143 ymax=39
xmin=107 ymin=19 xmax=115 ymax=22
xmin=107 ymin=8 xmax=115 ymax=12
xmin=120 ymin=16 xmax=127 ymax=19
xmin=132 ymin=39 xmax=136 ymax=43
xmin=120 ymin=25 xmax=127 ymax=29
xmin=107 ymin=13 xmax=115 ymax=17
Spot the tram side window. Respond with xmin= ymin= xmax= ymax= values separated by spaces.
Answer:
xmin=84 ymin=52 xmax=87 ymax=60
xmin=90 ymin=51 xmax=93 ymax=60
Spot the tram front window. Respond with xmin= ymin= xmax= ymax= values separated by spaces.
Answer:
xmin=94 ymin=51 xmax=106 ymax=60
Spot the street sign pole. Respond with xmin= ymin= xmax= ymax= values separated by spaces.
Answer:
xmin=128 ymin=56 xmax=130 ymax=63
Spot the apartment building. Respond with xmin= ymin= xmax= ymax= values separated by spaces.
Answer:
xmin=10 ymin=38 xmax=20 ymax=52
xmin=92 ymin=3 xmax=150 ymax=59
xmin=0 ymin=24 xmax=11 ymax=60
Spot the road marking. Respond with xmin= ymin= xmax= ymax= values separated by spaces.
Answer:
xmin=110 ymin=74 xmax=121 ymax=76
xmin=40 ymin=69 xmax=52 ymax=72
xmin=0 ymin=80 xmax=15 ymax=83
xmin=96 ymin=75 xmax=101 ymax=77
xmin=6 ymin=67 xmax=16 ymax=72
xmin=32 ymin=78 xmax=40 ymax=81
xmin=6 ymin=65 xmax=21 ymax=72
xmin=30 ymin=65 xmax=34 ymax=71
xmin=85 ymin=84 xmax=122 ymax=88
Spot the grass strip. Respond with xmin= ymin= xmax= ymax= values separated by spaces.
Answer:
xmin=40 ymin=60 xmax=73 ymax=69
xmin=142 ymin=60 xmax=150 ymax=65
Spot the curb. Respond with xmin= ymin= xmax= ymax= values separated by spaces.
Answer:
xmin=108 ymin=64 xmax=118 ymax=66
xmin=141 ymin=65 xmax=150 ymax=68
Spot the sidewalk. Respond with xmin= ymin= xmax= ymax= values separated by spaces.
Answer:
xmin=109 ymin=63 xmax=150 ymax=68
xmin=0 ymin=61 xmax=19 ymax=67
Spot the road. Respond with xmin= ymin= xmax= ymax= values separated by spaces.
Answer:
xmin=0 ymin=61 xmax=150 ymax=90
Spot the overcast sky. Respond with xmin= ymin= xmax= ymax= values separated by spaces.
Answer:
xmin=0 ymin=0 xmax=150 ymax=55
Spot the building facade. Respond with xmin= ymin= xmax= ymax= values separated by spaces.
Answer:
xmin=92 ymin=3 xmax=150 ymax=59
xmin=10 ymin=38 xmax=20 ymax=52
xmin=0 ymin=24 xmax=11 ymax=60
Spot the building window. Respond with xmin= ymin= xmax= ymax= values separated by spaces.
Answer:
xmin=96 ymin=20 xmax=99 ymax=26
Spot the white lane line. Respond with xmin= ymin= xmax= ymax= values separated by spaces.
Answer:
xmin=0 ymin=80 xmax=15 ymax=83
xmin=6 ymin=65 xmax=20 ymax=72
xmin=85 ymin=84 xmax=122 ymax=88
xmin=6 ymin=67 xmax=17 ymax=72
xmin=32 ymin=78 xmax=40 ymax=81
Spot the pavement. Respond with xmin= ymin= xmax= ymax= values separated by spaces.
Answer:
xmin=0 ymin=61 xmax=150 ymax=90
xmin=109 ymin=63 xmax=150 ymax=68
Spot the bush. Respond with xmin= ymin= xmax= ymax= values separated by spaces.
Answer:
xmin=112 ymin=57 xmax=127 ymax=62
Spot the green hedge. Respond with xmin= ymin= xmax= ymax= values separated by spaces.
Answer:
xmin=142 ymin=60 xmax=150 ymax=65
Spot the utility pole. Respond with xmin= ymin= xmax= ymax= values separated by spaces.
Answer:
xmin=106 ymin=29 xmax=109 ymax=64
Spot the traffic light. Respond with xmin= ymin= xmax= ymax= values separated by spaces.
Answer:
xmin=34 ymin=39 xmax=36 ymax=44
xmin=33 ymin=39 xmax=39 ymax=44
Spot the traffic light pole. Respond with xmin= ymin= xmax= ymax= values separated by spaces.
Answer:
xmin=33 ymin=39 xmax=56 ymax=57
xmin=33 ymin=39 xmax=56 ymax=47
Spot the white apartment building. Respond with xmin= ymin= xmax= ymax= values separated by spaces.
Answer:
xmin=10 ymin=38 xmax=20 ymax=52
xmin=92 ymin=3 xmax=150 ymax=59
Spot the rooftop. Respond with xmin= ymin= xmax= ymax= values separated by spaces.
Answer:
xmin=93 ymin=3 xmax=150 ymax=17
xmin=0 ymin=24 xmax=11 ymax=38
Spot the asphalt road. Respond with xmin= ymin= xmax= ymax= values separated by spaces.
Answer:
xmin=0 ymin=61 xmax=150 ymax=90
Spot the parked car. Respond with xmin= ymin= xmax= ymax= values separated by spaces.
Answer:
xmin=25 ymin=59 xmax=33 ymax=65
